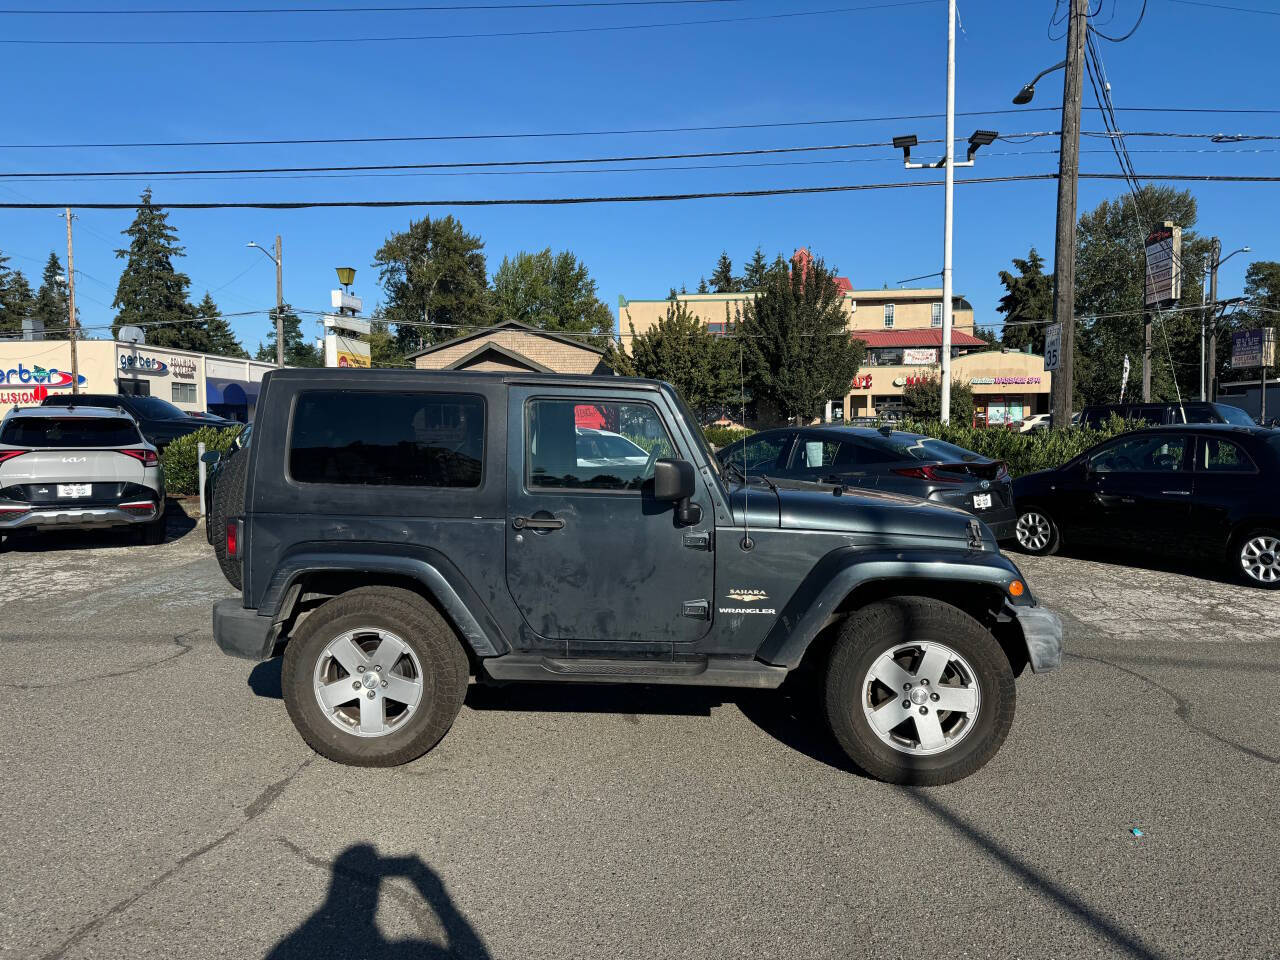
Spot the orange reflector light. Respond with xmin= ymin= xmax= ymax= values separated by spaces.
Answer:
xmin=1009 ymin=580 xmax=1025 ymax=597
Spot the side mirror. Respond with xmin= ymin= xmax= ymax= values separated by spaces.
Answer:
xmin=200 ymin=451 xmax=221 ymax=465
xmin=653 ymin=458 xmax=701 ymax=526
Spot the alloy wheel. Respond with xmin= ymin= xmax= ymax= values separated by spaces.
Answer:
xmin=312 ymin=628 xmax=425 ymax=738
xmin=861 ymin=641 xmax=981 ymax=756
xmin=1240 ymin=535 xmax=1280 ymax=584
xmin=1016 ymin=511 xmax=1051 ymax=552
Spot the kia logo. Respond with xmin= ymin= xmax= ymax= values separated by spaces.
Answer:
xmin=62 ymin=457 xmax=87 ymax=463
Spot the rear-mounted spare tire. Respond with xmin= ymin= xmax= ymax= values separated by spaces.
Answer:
xmin=212 ymin=447 xmax=248 ymax=590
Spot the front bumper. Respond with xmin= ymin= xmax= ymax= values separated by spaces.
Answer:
xmin=213 ymin=599 xmax=279 ymax=661
xmin=0 ymin=501 xmax=158 ymax=532
xmin=1007 ymin=602 xmax=1063 ymax=673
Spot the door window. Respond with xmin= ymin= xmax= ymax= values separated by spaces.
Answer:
xmin=1197 ymin=436 xmax=1256 ymax=472
xmin=794 ymin=435 xmax=885 ymax=470
xmin=527 ymin=399 xmax=674 ymax=491
xmin=1089 ymin=434 xmax=1188 ymax=473
xmin=730 ymin=433 xmax=792 ymax=473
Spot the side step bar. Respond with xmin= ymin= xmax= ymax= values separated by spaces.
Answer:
xmin=481 ymin=654 xmax=787 ymax=689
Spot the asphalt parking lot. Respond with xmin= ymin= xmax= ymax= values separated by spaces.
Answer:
xmin=2 ymin=504 xmax=1277 ymax=960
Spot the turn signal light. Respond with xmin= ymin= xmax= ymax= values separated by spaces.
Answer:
xmin=0 ymin=450 xmax=29 ymax=464
xmin=119 ymin=448 xmax=159 ymax=467
xmin=120 ymin=501 xmax=156 ymax=514
xmin=1008 ymin=580 xmax=1025 ymax=598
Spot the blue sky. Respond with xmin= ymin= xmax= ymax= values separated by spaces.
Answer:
xmin=0 ymin=0 xmax=1275 ymax=353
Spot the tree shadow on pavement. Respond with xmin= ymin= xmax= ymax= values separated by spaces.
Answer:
xmin=268 ymin=842 xmax=492 ymax=960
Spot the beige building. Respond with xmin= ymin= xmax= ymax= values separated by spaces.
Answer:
xmin=0 ymin=339 xmax=275 ymax=422
xmin=619 ymin=251 xmax=1051 ymax=426
xmin=410 ymin=320 xmax=613 ymax=376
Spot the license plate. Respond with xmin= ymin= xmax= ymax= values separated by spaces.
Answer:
xmin=973 ymin=493 xmax=993 ymax=510
xmin=57 ymin=484 xmax=92 ymax=498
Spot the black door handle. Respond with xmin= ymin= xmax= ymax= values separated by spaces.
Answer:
xmin=512 ymin=516 xmax=565 ymax=531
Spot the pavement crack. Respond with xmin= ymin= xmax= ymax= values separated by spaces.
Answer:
xmin=38 ymin=756 xmax=313 ymax=960
xmin=1067 ymin=652 xmax=1278 ymax=765
xmin=2 ymin=631 xmax=198 ymax=690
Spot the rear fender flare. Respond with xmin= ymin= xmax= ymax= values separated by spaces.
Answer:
xmin=259 ymin=544 xmax=508 ymax=658
xmin=756 ymin=546 xmax=1025 ymax=669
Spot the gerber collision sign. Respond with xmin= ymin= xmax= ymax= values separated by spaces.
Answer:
xmin=0 ymin=363 xmax=87 ymax=407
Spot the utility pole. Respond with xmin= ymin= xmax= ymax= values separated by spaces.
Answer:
xmin=1200 ymin=251 xmax=1209 ymax=400
xmin=1049 ymin=0 xmax=1088 ymax=426
xmin=62 ymin=207 xmax=80 ymax=395
xmin=1207 ymin=237 xmax=1220 ymax=401
xmin=1142 ymin=310 xmax=1152 ymax=401
xmin=274 ymin=234 xmax=284 ymax=368
xmin=939 ymin=0 xmax=957 ymax=424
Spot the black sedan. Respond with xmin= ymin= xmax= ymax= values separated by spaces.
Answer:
xmin=715 ymin=425 xmax=1017 ymax=539
xmin=1012 ymin=424 xmax=1280 ymax=587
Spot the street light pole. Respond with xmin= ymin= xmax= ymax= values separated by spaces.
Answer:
xmin=248 ymin=237 xmax=285 ymax=367
xmin=1205 ymin=242 xmax=1251 ymax=402
xmin=940 ymin=0 xmax=956 ymax=424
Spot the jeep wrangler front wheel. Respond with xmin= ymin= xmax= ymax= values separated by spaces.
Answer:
xmin=823 ymin=597 xmax=1015 ymax=785
xmin=282 ymin=586 xmax=470 ymax=766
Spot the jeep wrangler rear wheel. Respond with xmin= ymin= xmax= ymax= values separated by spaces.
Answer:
xmin=823 ymin=597 xmax=1015 ymax=785
xmin=282 ymin=586 xmax=469 ymax=766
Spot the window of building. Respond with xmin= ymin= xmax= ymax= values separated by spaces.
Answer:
xmin=526 ymin=399 xmax=674 ymax=492
xmin=931 ymin=302 xmax=942 ymax=327
xmin=289 ymin=391 xmax=484 ymax=487
xmin=883 ymin=303 xmax=895 ymax=329
xmin=171 ymin=382 xmax=197 ymax=404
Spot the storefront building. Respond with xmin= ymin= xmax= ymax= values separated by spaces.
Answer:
xmin=0 ymin=340 xmax=277 ymax=422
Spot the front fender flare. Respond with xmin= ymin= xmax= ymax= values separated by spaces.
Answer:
xmin=756 ymin=546 xmax=1027 ymax=669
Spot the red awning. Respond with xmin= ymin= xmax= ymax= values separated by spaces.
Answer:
xmin=852 ymin=328 xmax=989 ymax=348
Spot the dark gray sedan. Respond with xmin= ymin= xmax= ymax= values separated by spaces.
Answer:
xmin=716 ymin=425 xmax=1017 ymax=540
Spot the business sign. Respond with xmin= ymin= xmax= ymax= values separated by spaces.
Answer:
xmin=891 ymin=374 xmax=932 ymax=388
xmin=325 ymin=330 xmax=371 ymax=369
xmin=330 ymin=290 xmax=364 ymax=314
xmin=1043 ymin=323 xmax=1061 ymax=372
xmin=969 ymin=376 xmax=1043 ymax=386
xmin=0 ymin=363 xmax=87 ymax=407
xmin=848 ymin=373 xmax=873 ymax=390
xmin=1232 ymin=329 xmax=1276 ymax=369
xmin=170 ymin=357 xmax=198 ymax=379
xmin=119 ymin=353 xmax=170 ymax=376
xmin=1144 ymin=223 xmax=1182 ymax=309
xmin=902 ymin=348 xmax=939 ymax=366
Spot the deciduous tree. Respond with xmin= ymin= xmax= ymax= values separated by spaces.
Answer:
xmin=491 ymin=248 xmax=613 ymax=343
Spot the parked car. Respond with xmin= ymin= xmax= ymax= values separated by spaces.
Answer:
xmin=42 ymin=392 xmax=210 ymax=449
xmin=0 ymin=405 xmax=166 ymax=547
xmin=210 ymin=369 xmax=1061 ymax=785
xmin=1016 ymin=414 xmax=1051 ymax=433
xmin=1078 ymin=401 xmax=1254 ymax=429
xmin=715 ymin=425 xmax=1018 ymax=541
xmin=201 ymin=422 xmax=251 ymax=544
xmin=1012 ymin=423 xmax=1280 ymax=587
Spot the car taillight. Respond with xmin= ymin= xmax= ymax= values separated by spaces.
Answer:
xmin=226 ymin=520 xmax=239 ymax=558
xmin=892 ymin=463 xmax=968 ymax=483
xmin=0 ymin=450 xmax=29 ymax=465
xmin=120 ymin=501 xmax=156 ymax=514
xmin=0 ymin=504 xmax=31 ymax=514
xmin=119 ymin=448 xmax=159 ymax=467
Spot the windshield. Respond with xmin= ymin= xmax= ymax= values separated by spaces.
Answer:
xmin=0 ymin=416 xmax=141 ymax=447
xmin=1214 ymin=403 xmax=1255 ymax=426
xmin=881 ymin=434 xmax=984 ymax=463
xmin=127 ymin=396 xmax=189 ymax=420
xmin=669 ymin=390 xmax=723 ymax=481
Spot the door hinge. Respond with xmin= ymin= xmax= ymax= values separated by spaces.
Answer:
xmin=681 ymin=599 xmax=710 ymax=620
xmin=682 ymin=529 xmax=713 ymax=550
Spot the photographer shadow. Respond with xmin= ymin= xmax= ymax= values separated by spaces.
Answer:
xmin=268 ymin=842 xmax=491 ymax=960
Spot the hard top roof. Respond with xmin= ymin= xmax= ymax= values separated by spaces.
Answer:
xmin=263 ymin=367 xmax=671 ymax=391
xmin=3 ymin=404 xmax=136 ymax=421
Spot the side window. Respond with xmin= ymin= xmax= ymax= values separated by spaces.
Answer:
xmin=733 ymin=433 xmax=790 ymax=472
xmin=1199 ymin=437 xmax=1256 ymax=472
xmin=289 ymin=390 xmax=484 ymax=487
xmin=794 ymin=436 xmax=880 ymax=470
xmin=527 ymin=399 xmax=674 ymax=491
xmin=1089 ymin=434 xmax=1188 ymax=473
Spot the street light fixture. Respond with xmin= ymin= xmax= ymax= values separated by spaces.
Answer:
xmin=247 ymin=237 xmax=285 ymax=367
xmin=1011 ymin=59 xmax=1067 ymax=105
xmin=894 ymin=128 xmax=999 ymax=169
xmin=336 ymin=266 xmax=356 ymax=291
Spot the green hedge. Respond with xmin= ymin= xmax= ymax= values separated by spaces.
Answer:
xmin=893 ymin=416 xmax=1133 ymax=477
xmin=162 ymin=425 xmax=244 ymax=495
xmin=703 ymin=425 xmax=753 ymax=449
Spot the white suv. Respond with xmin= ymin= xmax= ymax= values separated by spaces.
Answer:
xmin=0 ymin=405 xmax=166 ymax=547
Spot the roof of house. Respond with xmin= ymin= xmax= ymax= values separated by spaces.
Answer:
xmin=405 ymin=319 xmax=607 ymax=360
xmin=852 ymin=328 xmax=990 ymax=348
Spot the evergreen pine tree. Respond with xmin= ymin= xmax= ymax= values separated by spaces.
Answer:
xmin=32 ymin=252 xmax=70 ymax=340
xmin=0 ymin=264 xmax=35 ymax=337
xmin=195 ymin=292 xmax=248 ymax=358
xmin=709 ymin=252 xmax=739 ymax=293
xmin=697 ymin=277 xmax=709 ymax=294
xmin=742 ymin=246 xmax=770 ymax=291
xmin=112 ymin=188 xmax=198 ymax=348
xmin=255 ymin=303 xmax=321 ymax=367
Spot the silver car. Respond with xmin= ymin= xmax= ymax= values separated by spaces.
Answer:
xmin=0 ymin=405 xmax=166 ymax=547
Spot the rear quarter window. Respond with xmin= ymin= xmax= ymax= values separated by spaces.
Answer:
xmin=0 ymin=416 xmax=141 ymax=447
xmin=288 ymin=390 xmax=484 ymax=487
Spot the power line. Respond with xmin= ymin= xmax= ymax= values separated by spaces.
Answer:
xmin=0 ymin=1 xmax=744 ymax=14
xmin=1166 ymin=0 xmax=1280 ymax=15
xmin=0 ymin=1 xmax=941 ymax=44
xmin=0 ymin=171 xmax=1277 ymax=210
xmin=2 ymin=107 xmax=1275 ymax=151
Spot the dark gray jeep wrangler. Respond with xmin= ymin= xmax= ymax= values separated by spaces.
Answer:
xmin=211 ymin=369 xmax=1061 ymax=785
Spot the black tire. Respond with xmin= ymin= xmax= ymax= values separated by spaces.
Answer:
xmin=1013 ymin=506 xmax=1061 ymax=556
xmin=1231 ymin=527 xmax=1280 ymax=589
xmin=211 ymin=447 xmax=248 ymax=589
xmin=282 ymin=586 xmax=470 ymax=767
xmin=823 ymin=597 xmax=1016 ymax=786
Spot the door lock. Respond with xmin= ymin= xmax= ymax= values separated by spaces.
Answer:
xmin=512 ymin=516 xmax=565 ymax=531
